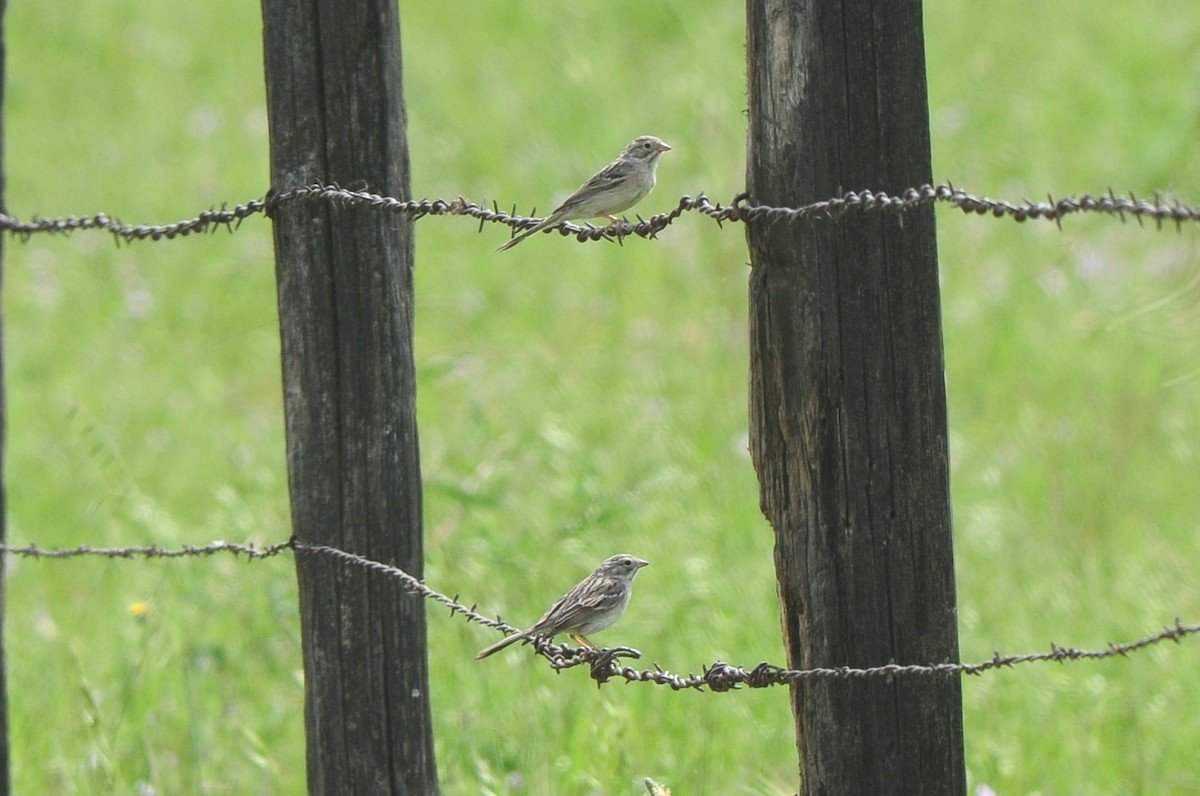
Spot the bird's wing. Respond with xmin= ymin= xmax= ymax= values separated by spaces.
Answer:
xmin=531 ymin=578 xmax=619 ymax=633
xmin=552 ymin=159 xmax=632 ymax=215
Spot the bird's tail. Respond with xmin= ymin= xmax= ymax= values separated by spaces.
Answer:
xmin=475 ymin=629 xmax=531 ymax=659
xmin=497 ymin=215 xmax=557 ymax=252
xmin=496 ymin=226 xmax=538 ymax=252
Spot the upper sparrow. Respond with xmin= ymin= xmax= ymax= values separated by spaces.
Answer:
xmin=476 ymin=553 xmax=650 ymax=659
xmin=497 ymin=136 xmax=671 ymax=251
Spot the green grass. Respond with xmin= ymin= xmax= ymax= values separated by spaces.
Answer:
xmin=4 ymin=0 xmax=1200 ymax=793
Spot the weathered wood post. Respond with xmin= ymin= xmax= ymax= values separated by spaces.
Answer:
xmin=260 ymin=1 xmax=439 ymax=791
xmin=745 ymin=1 xmax=965 ymax=793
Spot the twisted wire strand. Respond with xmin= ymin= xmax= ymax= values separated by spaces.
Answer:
xmin=4 ymin=539 xmax=1196 ymax=690
xmin=3 ymin=183 xmax=1198 ymax=245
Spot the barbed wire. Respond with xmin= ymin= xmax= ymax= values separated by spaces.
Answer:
xmin=2 ymin=182 xmax=1199 ymax=246
xmin=0 ymin=539 xmax=295 ymax=560
xmin=4 ymin=539 xmax=1197 ymax=690
xmin=289 ymin=541 xmax=510 ymax=632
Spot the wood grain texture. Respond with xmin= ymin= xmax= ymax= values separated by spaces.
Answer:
xmin=261 ymin=0 xmax=438 ymax=791
xmin=746 ymin=1 xmax=965 ymax=793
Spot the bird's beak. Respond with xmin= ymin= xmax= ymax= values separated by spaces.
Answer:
xmin=635 ymin=558 xmax=650 ymax=569
xmin=657 ymin=141 xmax=672 ymax=152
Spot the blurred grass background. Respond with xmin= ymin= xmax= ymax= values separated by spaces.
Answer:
xmin=4 ymin=0 xmax=1199 ymax=793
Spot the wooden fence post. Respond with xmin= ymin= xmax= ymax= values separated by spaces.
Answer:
xmin=745 ymin=1 xmax=965 ymax=793
xmin=260 ymin=1 xmax=439 ymax=792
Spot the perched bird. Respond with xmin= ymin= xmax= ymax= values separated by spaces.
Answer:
xmin=497 ymin=136 xmax=671 ymax=251
xmin=476 ymin=553 xmax=650 ymax=659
